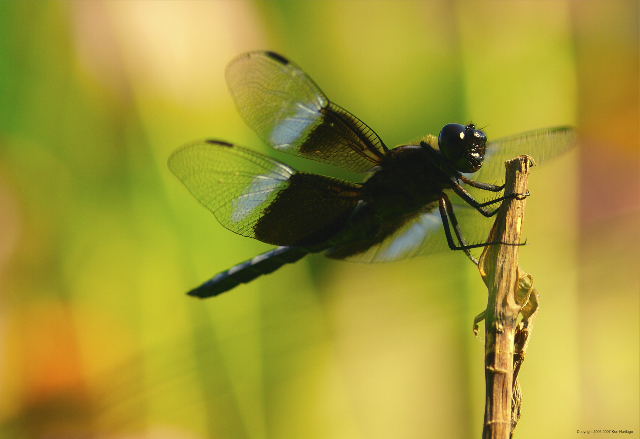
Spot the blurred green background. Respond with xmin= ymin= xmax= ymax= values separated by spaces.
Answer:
xmin=0 ymin=1 xmax=637 ymax=438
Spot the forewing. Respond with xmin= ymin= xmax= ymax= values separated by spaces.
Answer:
xmin=168 ymin=140 xmax=362 ymax=246
xmin=464 ymin=126 xmax=576 ymax=183
xmin=327 ymin=202 xmax=493 ymax=263
xmin=226 ymin=51 xmax=387 ymax=173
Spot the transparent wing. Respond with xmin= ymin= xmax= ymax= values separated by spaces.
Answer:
xmin=169 ymin=140 xmax=362 ymax=246
xmin=464 ymin=126 xmax=576 ymax=183
xmin=226 ymin=51 xmax=387 ymax=173
xmin=327 ymin=202 xmax=494 ymax=263
xmin=339 ymin=127 xmax=578 ymax=263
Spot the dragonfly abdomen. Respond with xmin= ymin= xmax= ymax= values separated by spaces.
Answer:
xmin=187 ymin=245 xmax=317 ymax=298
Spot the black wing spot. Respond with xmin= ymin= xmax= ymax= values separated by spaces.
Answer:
xmin=206 ymin=140 xmax=234 ymax=147
xmin=264 ymin=51 xmax=289 ymax=65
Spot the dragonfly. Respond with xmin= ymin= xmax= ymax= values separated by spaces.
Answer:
xmin=169 ymin=51 xmax=576 ymax=298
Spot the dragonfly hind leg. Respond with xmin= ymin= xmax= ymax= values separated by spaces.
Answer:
xmin=438 ymin=193 xmax=525 ymax=266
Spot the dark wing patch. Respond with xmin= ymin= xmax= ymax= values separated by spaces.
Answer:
xmin=225 ymin=51 xmax=387 ymax=173
xmin=169 ymin=140 xmax=362 ymax=246
xmin=252 ymin=172 xmax=362 ymax=246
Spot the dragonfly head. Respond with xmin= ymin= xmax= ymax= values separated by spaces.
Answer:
xmin=438 ymin=123 xmax=487 ymax=173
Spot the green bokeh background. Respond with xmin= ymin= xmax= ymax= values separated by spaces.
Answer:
xmin=0 ymin=1 xmax=637 ymax=438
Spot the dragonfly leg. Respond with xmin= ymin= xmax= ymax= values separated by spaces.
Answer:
xmin=438 ymin=193 xmax=479 ymax=264
xmin=451 ymin=183 xmax=529 ymax=217
xmin=460 ymin=175 xmax=505 ymax=192
xmin=438 ymin=193 xmax=525 ymax=264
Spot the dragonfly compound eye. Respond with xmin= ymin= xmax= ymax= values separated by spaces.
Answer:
xmin=438 ymin=123 xmax=487 ymax=173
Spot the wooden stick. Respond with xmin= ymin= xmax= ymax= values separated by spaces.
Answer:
xmin=510 ymin=275 xmax=539 ymax=436
xmin=476 ymin=155 xmax=534 ymax=439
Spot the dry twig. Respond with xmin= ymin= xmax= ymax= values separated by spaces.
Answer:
xmin=474 ymin=155 xmax=539 ymax=439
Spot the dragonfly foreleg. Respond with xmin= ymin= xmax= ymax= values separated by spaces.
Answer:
xmin=451 ymin=182 xmax=529 ymax=217
xmin=459 ymin=175 xmax=504 ymax=192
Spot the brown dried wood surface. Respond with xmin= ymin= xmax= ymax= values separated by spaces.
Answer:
xmin=477 ymin=155 xmax=534 ymax=439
